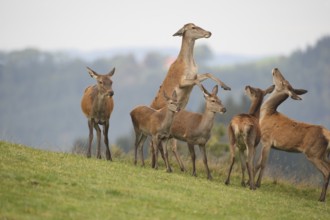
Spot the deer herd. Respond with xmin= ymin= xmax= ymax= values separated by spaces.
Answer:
xmin=81 ymin=23 xmax=330 ymax=202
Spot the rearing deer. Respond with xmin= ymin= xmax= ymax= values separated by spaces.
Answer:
xmin=150 ymin=23 xmax=231 ymax=169
xmin=255 ymin=68 xmax=330 ymax=202
xmin=225 ymin=85 xmax=274 ymax=189
xmin=151 ymin=23 xmax=230 ymax=110
xmin=130 ymin=90 xmax=180 ymax=172
xmin=81 ymin=67 xmax=115 ymax=161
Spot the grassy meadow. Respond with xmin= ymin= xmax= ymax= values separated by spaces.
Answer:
xmin=0 ymin=141 xmax=329 ymax=220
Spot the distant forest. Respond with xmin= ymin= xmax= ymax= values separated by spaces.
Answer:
xmin=0 ymin=36 xmax=330 ymax=156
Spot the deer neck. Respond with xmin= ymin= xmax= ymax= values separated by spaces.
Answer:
xmin=200 ymin=104 xmax=216 ymax=132
xmin=248 ymin=97 xmax=263 ymax=118
xmin=159 ymin=107 xmax=176 ymax=130
xmin=260 ymin=91 xmax=289 ymax=117
xmin=177 ymin=36 xmax=196 ymax=67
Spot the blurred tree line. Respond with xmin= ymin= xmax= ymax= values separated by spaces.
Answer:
xmin=1 ymin=36 xmax=330 ymax=184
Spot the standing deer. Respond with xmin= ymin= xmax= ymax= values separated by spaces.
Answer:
xmin=130 ymin=90 xmax=180 ymax=172
xmin=81 ymin=67 xmax=115 ymax=161
xmin=255 ymin=68 xmax=330 ymax=202
xmin=225 ymin=85 xmax=274 ymax=189
xmin=150 ymin=23 xmax=231 ymax=169
xmin=168 ymin=85 xmax=226 ymax=180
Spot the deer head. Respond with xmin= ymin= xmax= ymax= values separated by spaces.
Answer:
xmin=272 ymin=68 xmax=307 ymax=100
xmin=86 ymin=67 xmax=115 ymax=97
xmin=245 ymin=85 xmax=275 ymax=100
xmin=173 ymin=23 xmax=212 ymax=39
xmin=202 ymin=85 xmax=226 ymax=114
xmin=163 ymin=90 xmax=181 ymax=113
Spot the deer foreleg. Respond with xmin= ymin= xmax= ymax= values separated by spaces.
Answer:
xmin=255 ymin=144 xmax=272 ymax=187
xmin=93 ymin=123 xmax=102 ymax=159
xmin=87 ymin=119 xmax=94 ymax=158
xmin=162 ymin=139 xmax=172 ymax=173
xmin=199 ymin=144 xmax=212 ymax=180
xmin=103 ymin=122 xmax=112 ymax=161
xmin=197 ymin=73 xmax=231 ymax=90
xmin=188 ymin=143 xmax=197 ymax=177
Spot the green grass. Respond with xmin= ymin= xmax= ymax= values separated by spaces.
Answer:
xmin=0 ymin=141 xmax=329 ymax=220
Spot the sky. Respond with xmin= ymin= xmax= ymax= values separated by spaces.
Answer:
xmin=0 ymin=0 xmax=329 ymax=56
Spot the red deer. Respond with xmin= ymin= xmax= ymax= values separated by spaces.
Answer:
xmin=150 ymin=23 xmax=231 ymax=169
xmin=81 ymin=67 xmax=115 ymax=161
xmin=255 ymin=68 xmax=330 ymax=202
xmin=169 ymin=85 xmax=226 ymax=179
xmin=130 ymin=90 xmax=180 ymax=172
xmin=225 ymin=85 xmax=274 ymax=189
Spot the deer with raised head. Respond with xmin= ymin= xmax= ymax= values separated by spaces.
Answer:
xmin=130 ymin=90 xmax=180 ymax=172
xmin=255 ymin=68 xmax=330 ymax=202
xmin=150 ymin=23 xmax=231 ymax=169
xmin=225 ymin=85 xmax=274 ymax=189
xmin=167 ymin=85 xmax=226 ymax=180
xmin=81 ymin=67 xmax=115 ymax=161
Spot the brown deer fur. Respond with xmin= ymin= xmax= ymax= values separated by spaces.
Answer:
xmin=81 ymin=67 xmax=115 ymax=160
xmin=169 ymin=85 xmax=226 ymax=180
xmin=225 ymin=85 xmax=274 ymax=189
xmin=255 ymin=68 xmax=330 ymax=202
xmin=130 ymin=90 xmax=180 ymax=172
xmin=149 ymin=23 xmax=231 ymax=169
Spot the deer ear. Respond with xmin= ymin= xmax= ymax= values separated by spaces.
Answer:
xmin=201 ymin=84 xmax=210 ymax=97
xmin=264 ymin=85 xmax=275 ymax=95
xmin=289 ymin=91 xmax=302 ymax=100
xmin=294 ymin=89 xmax=307 ymax=95
xmin=86 ymin=67 xmax=99 ymax=79
xmin=173 ymin=26 xmax=185 ymax=36
xmin=212 ymin=85 xmax=219 ymax=95
xmin=107 ymin=67 xmax=115 ymax=77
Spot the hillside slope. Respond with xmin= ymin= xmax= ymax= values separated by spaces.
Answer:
xmin=0 ymin=141 xmax=329 ymax=219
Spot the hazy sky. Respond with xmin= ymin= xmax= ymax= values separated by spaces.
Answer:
xmin=1 ymin=0 xmax=329 ymax=55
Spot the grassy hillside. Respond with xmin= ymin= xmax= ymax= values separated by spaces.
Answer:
xmin=0 ymin=141 xmax=329 ymax=220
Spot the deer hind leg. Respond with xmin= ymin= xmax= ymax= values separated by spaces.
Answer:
xmin=170 ymin=138 xmax=185 ymax=172
xmin=133 ymin=130 xmax=141 ymax=165
xmin=87 ymin=119 xmax=94 ymax=158
xmin=239 ymin=148 xmax=247 ymax=187
xmin=103 ymin=121 xmax=112 ymax=161
xmin=139 ymin=135 xmax=148 ymax=166
xmin=188 ymin=143 xmax=197 ymax=177
xmin=93 ymin=123 xmax=102 ymax=159
xmin=225 ymin=125 xmax=236 ymax=185
xmin=306 ymin=154 xmax=330 ymax=202
xmin=199 ymin=144 xmax=212 ymax=180
xmin=134 ymin=132 xmax=146 ymax=166
xmin=244 ymin=134 xmax=256 ymax=190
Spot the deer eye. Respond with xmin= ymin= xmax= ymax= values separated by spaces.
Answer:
xmin=99 ymin=81 xmax=103 ymax=84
